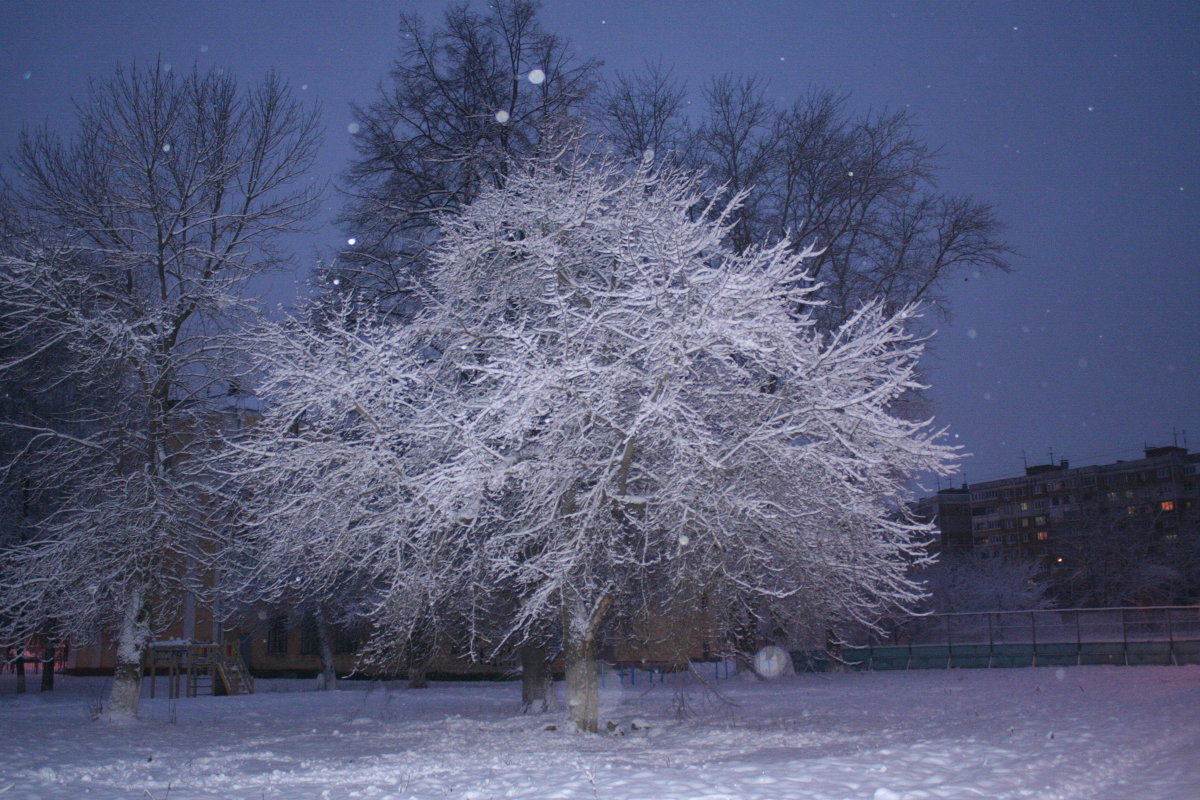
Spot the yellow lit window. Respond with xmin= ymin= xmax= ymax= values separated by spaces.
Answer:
xmin=1161 ymin=500 xmax=1175 ymax=511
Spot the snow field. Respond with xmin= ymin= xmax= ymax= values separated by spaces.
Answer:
xmin=1 ymin=665 xmax=1197 ymax=800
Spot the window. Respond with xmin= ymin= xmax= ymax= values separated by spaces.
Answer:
xmin=299 ymin=615 xmax=319 ymax=655
xmin=1034 ymin=515 xmax=1047 ymax=526
xmin=1019 ymin=502 xmax=1029 ymax=512
xmin=1020 ymin=518 xmax=1030 ymax=528
xmin=1036 ymin=531 xmax=1050 ymax=541
xmin=334 ymin=626 xmax=362 ymax=655
xmin=1161 ymin=500 xmax=1175 ymax=512
xmin=1156 ymin=468 xmax=1169 ymax=479
xmin=267 ymin=615 xmax=288 ymax=655
xmin=1032 ymin=484 xmax=1044 ymax=496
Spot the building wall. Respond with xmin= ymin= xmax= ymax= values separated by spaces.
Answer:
xmin=919 ymin=446 xmax=1200 ymax=591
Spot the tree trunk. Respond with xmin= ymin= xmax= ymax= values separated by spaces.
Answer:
xmin=40 ymin=645 xmax=54 ymax=692
xmin=14 ymin=654 xmax=25 ymax=694
xmin=731 ymin=612 xmax=761 ymax=678
xmin=562 ymin=593 xmax=612 ymax=733
xmin=824 ymin=628 xmax=848 ymax=674
xmin=104 ymin=591 xmax=150 ymax=721
xmin=408 ymin=658 xmax=429 ymax=690
xmin=314 ymin=609 xmax=337 ymax=691
xmin=519 ymin=642 xmax=551 ymax=714
xmin=407 ymin=616 xmax=432 ymax=689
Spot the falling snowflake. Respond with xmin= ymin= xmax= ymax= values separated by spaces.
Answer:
xmin=347 ymin=238 xmax=357 ymax=246
xmin=347 ymin=123 xmax=360 ymax=134
xmin=528 ymin=69 xmax=545 ymax=85
xmin=162 ymin=144 xmax=171 ymax=153
xmin=495 ymin=109 xmax=510 ymax=124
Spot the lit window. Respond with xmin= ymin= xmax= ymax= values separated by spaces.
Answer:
xmin=1036 ymin=531 xmax=1050 ymax=541
xmin=1161 ymin=500 xmax=1175 ymax=511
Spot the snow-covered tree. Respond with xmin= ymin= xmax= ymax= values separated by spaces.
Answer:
xmin=239 ymin=153 xmax=954 ymax=732
xmin=0 ymin=62 xmax=320 ymax=719
xmin=916 ymin=553 xmax=1052 ymax=613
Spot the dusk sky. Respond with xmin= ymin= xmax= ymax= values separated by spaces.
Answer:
xmin=1 ymin=0 xmax=1196 ymax=486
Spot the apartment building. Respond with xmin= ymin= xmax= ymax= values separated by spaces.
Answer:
xmin=919 ymin=445 xmax=1200 ymax=564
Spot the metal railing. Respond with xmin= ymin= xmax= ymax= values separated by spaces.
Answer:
xmin=798 ymin=606 xmax=1200 ymax=671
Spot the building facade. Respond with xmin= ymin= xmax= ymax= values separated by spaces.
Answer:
xmin=917 ymin=445 xmax=1200 ymax=602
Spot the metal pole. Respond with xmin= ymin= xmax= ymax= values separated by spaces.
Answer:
xmin=1167 ymin=608 xmax=1176 ymax=666
xmin=1121 ymin=608 xmax=1128 ymax=666
xmin=1030 ymin=611 xmax=1037 ymax=668
xmin=1080 ymin=614 xmax=1089 ymax=671
xmin=987 ymin=613 xmax=994 ymax=669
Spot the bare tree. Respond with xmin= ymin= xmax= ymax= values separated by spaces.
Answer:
xmin=0 ymin=61 xmax=320 ymax=720
xmin=600 ymin=74 xmax=1012 ymax=330
xmin=330 ymin=0 xmax=599 ymax=310
xmin=598 ymin=59 xmax=690 ymax=165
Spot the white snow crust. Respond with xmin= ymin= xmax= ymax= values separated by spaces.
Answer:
xmin=1 ymin=666 xmax=1197 ymax=799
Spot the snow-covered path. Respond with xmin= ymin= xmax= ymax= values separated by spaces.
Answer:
xmin=1 ymin=665 xmax=1196 ymax=799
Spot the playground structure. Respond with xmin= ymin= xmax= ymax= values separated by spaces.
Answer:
xmin=146 ymin=641 xmax=254 ymax=699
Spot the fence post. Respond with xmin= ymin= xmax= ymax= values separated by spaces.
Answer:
xmin=1120 ymin=608 xmax=1128 ymax=666
xmin=1080 ymin=614 xmax=1089 ymax=671
xmin=943 ymin=616 xmax=953 ymax=669
xmin=1030 ymin=612 xmax=1038 ymax=668
xmin=987 ymin=613 xmax=995 ymax=669
xmin=1166 ymin=608 xmax=1175 ymax=666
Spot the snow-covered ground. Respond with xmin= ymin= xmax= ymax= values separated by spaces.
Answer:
xmin=1 ymin=665 xmax=1197 ymax=800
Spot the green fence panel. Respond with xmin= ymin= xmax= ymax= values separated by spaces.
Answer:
xmin=1172 ymin=641 xmax=1200 ymax=665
